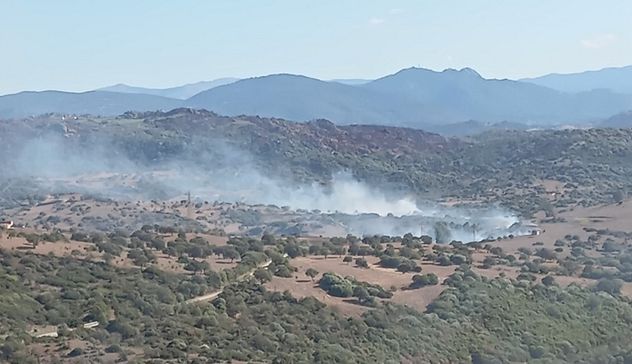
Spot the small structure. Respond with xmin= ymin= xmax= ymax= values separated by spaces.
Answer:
xmin=29 ymin=326 xmax=58 ymax=338
xmin=0 ymin=220 xmax=13 ymax=230
xmin=522 ymin=222 xmax=542 ymax=236
xmin=82 ymin=321 xmax=99 ymax=329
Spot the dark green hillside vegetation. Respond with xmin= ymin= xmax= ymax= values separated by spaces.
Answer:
xmin=318 ymin=272 xmax=393 ymax=306
xmin=3 ymin=246 xmax=632 ymax=363
xmin=3 ymin=111 xmax=632 ymax=215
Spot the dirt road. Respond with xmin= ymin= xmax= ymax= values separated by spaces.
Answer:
xmin=185 ymin=259 xmax=272 ymax=304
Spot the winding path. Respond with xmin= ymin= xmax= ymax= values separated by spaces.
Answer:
xmin=185 ymin=259 xmax=272 ymax=304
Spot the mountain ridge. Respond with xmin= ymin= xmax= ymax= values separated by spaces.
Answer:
xmin=521 ymin=65 xmax=632 ymax=94
xmin=3 ymin=67 xmax=632 ymax=127
xmin=98 ymin=77 xmax=239 ymax=99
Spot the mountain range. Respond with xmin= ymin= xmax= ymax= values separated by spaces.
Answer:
xmin=521 ymin=65 xmax=632 ymax=94
xmin=0 ymin=91 xmax=182 ymax=119
xmin=97 ymin=78 xmax=239 ymax=99
xmin=2 ymin=66 xmax=632 ymax=128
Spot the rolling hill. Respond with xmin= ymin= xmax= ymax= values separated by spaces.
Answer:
xmin=186 ymin=74 xmax=421 ymax=126
xmin=187 ymin=67 xmax=632 ymax=126
xmin=3 ymin=68 xmax=632 ymax=126
xmin=600 ymin=110 xmax=632 ymax=128
xmin=3 ymin=108 xmax=632 ymax=215
xmin=0 ymin=90 xmax=183 ymax=119
xmin=521 ymin=65 xmax=632 ymax=94
xmin=98 ymin=78 xmax=239 ymax=99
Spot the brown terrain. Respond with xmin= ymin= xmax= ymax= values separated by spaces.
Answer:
xmin=3 ymin=187 xmax=632 ymax=364
xmin=4 ymin=191 xmax=632 ymax=315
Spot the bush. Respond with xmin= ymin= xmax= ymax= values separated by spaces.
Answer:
xmin=450 ymin=254 xmax=468 ymax=265
xmin=594 ymin=278 xmax=623 ymax=295
xmin=436 ymin=255 xmax=451 ymax=266
xmin=379 ymin=256 xmax=402 ymax=269
xmin=67 ymin=348 xmax=84 ymax=357
xmin=397 ymin=260 xmax=417 ymax=273
xmin=535 ymin=248 xmax=557 ymax=261
xmin=410 ymin=273 xmax=439 ymax=288
xmin=254 ymin=268 xmax=273 ymax=283
xmin=355 ymin=258 xmax=369 ymax=268
xmin=319 ymin=273 xmax=390 ymax=300
xmin=541 ymin=275 xmax=555 ymax=287
xmin=105 ymin=344 xmax=122 ymax=353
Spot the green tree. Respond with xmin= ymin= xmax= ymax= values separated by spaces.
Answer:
xmin=536 ymin=248 xmax=557 ymax=261
xmin=541 ymin=275 xmax=555 ymax=287
xmin=594 ymin=278 xmax=623 ymax=295
xmin=410 ymin=273 xmax=439 ymax=288
xmin=355 ymin=258 xmax=369 ymax=268
xmin=185 ymin=260 xmax=210 ymax=274
xmin=222 ymin=246 xmax=240 ymax=262
xmin=353 ymin=286 xmax=371 ymax=304
xmin=254 ymin=268 xmax=273 ymax=283
xmin=397 ymin=260 xmax=417 ymax=273
xmin=450 ymin=254 xmax=468 ymax=265
xmin=305 ymin=268 xmax=319 ymax=281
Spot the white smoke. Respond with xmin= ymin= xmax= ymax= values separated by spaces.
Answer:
xmin=2 ymin=132 xmax=530 ymax=241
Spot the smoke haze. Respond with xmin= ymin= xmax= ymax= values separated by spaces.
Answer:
xmin=1 ymin=131 xmax=531 ymax=241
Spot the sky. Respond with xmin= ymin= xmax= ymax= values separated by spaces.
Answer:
xmin=1 ymin=0 xmax=631 ymax=95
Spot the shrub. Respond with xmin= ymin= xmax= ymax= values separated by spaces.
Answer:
xmin=410 ymin=273 xmax=439 ymax=288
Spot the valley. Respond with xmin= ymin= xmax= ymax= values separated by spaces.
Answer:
xmin=5 ymin=2 xmax=632 ymax=363
xmin=3 ymin=113 xmax=632 ymax=362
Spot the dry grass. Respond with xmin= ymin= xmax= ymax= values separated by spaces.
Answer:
xmin=266 ymin=255 xmax=458 ymax=315
xmin=0 ymin=229 xmax=234 ymax=274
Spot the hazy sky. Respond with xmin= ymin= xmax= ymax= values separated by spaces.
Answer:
xmin=2 ymin=0 xmax=631 ymax=95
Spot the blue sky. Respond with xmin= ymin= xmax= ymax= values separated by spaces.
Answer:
xmin=1 ymin=0 xmax=631 ymax=94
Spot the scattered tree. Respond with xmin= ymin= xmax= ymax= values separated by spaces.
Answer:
xmin=305 ymin=268 xmax=319 ymax=281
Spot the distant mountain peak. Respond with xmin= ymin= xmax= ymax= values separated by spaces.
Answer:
xmin=458 ymin=67 xmax=482 ymax=77
xmin=386 ymin=66 xmax=483 ymax=80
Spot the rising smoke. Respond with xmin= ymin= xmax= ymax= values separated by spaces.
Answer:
xmin=1 ymin=130 xmax=531 ymax=241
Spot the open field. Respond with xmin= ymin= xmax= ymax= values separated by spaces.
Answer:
xmin=7 ymin=196 xmax=632 ymax=312
xmin=0 ymin=229 xmax=236 ymax=274
xmin=266 ymin=255 xmax=457 ymax=314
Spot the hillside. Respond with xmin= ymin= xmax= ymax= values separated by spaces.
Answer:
xmin=5 ymin=111 xmax=632 ymax=363
xmin=4 ymin=227 xmax=632 ymax=363
xmin=3 ymin=109 xmax=632 ymax=216
xmin=364 ymin=67 xmax=632 ymax=124
xmin=187 ymin=68 xmax=632 ymax=126
xmin=600 ymin=110 xmax=632 ymax=128
xmin=522 ymin=65 xmax=632 ymax=94
xmin=0 ymin=91 xmax=183 ymax=119
xmin=186 ymin=74 xmax=418 ymax=126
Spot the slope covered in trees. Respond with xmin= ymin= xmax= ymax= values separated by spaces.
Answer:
xmin=3 ymin=110 xmax=632 ymax=215
xmin=3 ymin=248 xmax=632 ymax=363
